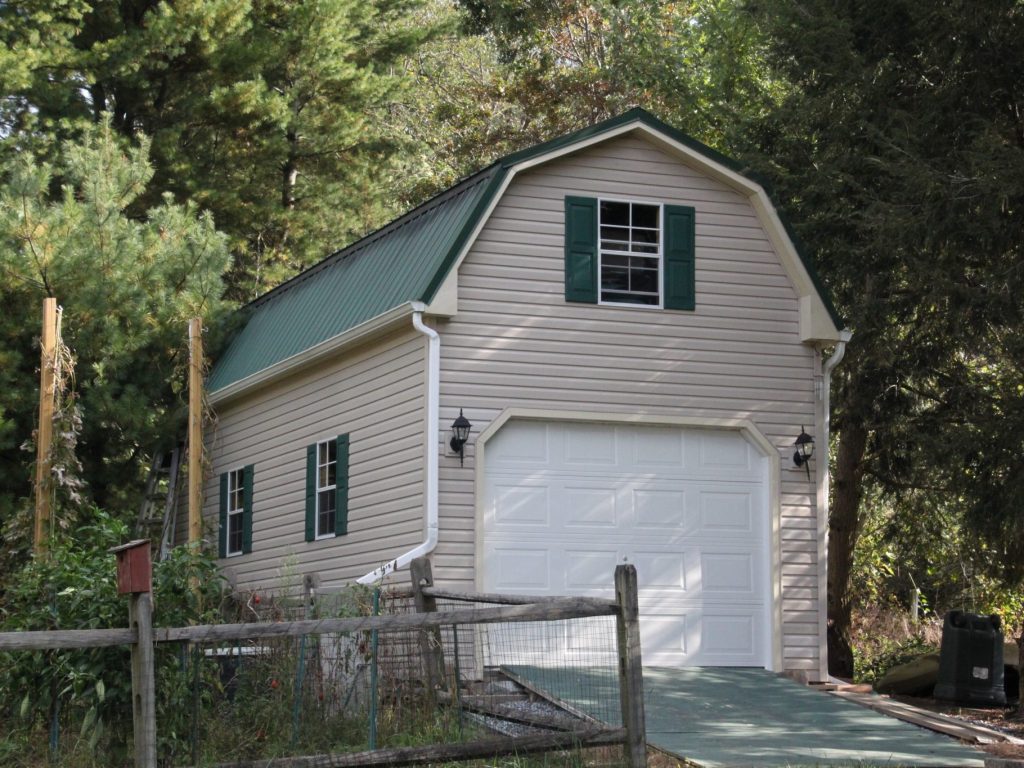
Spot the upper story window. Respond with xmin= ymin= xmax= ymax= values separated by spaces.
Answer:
xmin=564 ymin=196 xmax=694 ymax=311
xmin=599 ymin=200 xmax=661 ymax=306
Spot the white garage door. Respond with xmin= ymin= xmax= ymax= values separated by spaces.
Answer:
xmin=481 ymin=420 xmax=772 ymax=668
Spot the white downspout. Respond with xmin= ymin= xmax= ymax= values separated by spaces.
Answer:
xmin=821 ymin=330 xmax=852 ymax=516
xmin=817 ymin=328 xmax=852 ymax=680
xmin=357 ymin=302 xmax=440 ymax=584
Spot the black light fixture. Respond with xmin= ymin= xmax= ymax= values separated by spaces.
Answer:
xmin=793 ymin=426 xmax=814 ymax=480
xmin=450 ymin=409 xmax=472 ymax=466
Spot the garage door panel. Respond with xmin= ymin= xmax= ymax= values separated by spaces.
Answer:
xmin=563 ymin=423 xmax=618 ymax=464
xmin=633 ymin=488 xmax=687 ymax=528
xmin=565 ymin=549 xmax=620 ymax=590
xmin=488 ymin=546 xmax=551 ymax=591
xmin=563 ymin=487 xmax=617 ymax=527
xmin=699 ymin=491 xmax=755 ymax=534
xmin=492 ymin=483 xmax=550 ymax=527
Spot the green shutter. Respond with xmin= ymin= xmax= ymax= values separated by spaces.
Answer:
xmin=218 ymin=472 xmax=228 ymax=559
xmin=564 ymin=196 xmax=598 ymax=303
xmin=664 ymin=205 xmax=696 ymax=310
xmin=305 ymin=444 xmax=317 ymax=542
xmin=242 ymin=464 xmax=254 ymax=554
xmin=335 ymin=434 xmax=350 ymax=536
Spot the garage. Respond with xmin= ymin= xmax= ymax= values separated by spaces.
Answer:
xmin=480 ymin=419 xmax=773 ymax=668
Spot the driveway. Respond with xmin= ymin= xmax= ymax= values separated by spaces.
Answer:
xmin=502 ymin=666 xmax=986 ymax=767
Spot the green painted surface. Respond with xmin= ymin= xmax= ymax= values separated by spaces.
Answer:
xmin=503 ymin=666 xmax=985 ymax=767
xmin=210 ymin=107 xmax=844 ymax=393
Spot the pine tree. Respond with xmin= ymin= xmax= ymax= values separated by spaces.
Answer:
xmin=0 ymin=119 xmax=229 ymax=546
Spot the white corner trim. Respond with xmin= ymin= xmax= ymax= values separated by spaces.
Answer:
xmin=472 ymin=407 xmax=785 ymax=673
xmin=208 ymin=302 xmax=419 ymax=407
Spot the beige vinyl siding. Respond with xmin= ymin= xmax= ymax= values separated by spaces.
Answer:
xmin=200 ymin=329 xmax=426 ymax=591
xmin=434 ymin=133 xmax=822 ymax=673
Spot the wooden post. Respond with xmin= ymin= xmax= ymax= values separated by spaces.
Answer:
xmin=410 ymin=557 xmax=446 ymax=703
xmin=34 ymin=297 xmax=58 ymax=554
xmin=187 ymin=318 xmax=203 ymax=545
xmin=614 ymin=564 xmax=647 ymax=768
xmin=129 ymin=591 xmax=157 ymax=768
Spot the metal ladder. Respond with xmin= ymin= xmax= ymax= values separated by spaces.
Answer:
xmin=136 ymin=445 xmax=184 ymax=560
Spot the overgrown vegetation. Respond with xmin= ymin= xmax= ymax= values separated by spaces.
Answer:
xmin=0 ymin=512 xmax=223 ymax=765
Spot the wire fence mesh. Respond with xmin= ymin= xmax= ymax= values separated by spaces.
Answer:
xmin=173 ymin=584 xmax=624 ymax=765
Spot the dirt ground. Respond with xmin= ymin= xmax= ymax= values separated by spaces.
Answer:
xmin=892 ymin=695 xmax=1024 ymax=758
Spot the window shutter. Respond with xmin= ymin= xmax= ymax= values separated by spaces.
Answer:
xmin=218 ymin=472 xmax=228 ymax=559
xmin=564 ymin=196 xmax=598 ymax=303
xmin=335 ymin=434 xmax=350 ymax=536
xmin=305 ymin=444 xmax=317 ymax=542
xmin=242 ymin=464 xmax=254 ymax=554
xmin=664 ymin=205 xmax=696 ymax=310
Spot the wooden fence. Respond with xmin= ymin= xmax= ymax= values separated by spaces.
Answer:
xmin=0 ymin=556 xmax=647 ymax=768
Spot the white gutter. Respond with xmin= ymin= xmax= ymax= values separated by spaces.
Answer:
xmin=357 ymin=303 xmax=440 ymax=584
xmin=210 ymin=303 xmax=418 ymax=406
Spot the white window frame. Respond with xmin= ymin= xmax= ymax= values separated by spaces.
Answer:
xmin=315 ymin=439 xmax=337 ymax=540
xmin=225 ymin=468 xmax=245 ymax=557
xmin=597 ymin=198 xmax=664 ymax=309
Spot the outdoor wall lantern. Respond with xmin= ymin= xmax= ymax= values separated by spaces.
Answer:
xmin=450 ymin=409 xmax=472 ymax=466
xmin=792 ymin=427 xmax=814 ymax=480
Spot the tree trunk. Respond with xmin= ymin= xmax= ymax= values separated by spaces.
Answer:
xmin=282 ymin=130 xmax=298 ymax=210
xmin=827 ymin=419 xmax=869 ymax=678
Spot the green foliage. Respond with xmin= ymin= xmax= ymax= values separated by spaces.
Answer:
xmin=0 ymin=118 xmax=229 ymax=553
xmin=392 ymin=0 xmax=780 ymax=202
xmin=1 ymin=0 xmax=442 ymax=301
xmin=854 ymin=633 xmax=936 ymax=687
xmin=0 ymin=510 xmax=224 ymax=762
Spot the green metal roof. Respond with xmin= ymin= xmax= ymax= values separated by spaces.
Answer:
xmin=207 ymin=167 xmax=502 ymax=392
xmin=208 ymin=108 xmax=842 ymax=394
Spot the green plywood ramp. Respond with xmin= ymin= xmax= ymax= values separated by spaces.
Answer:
xmin=502 ymin=666 xmax=985 ymax=767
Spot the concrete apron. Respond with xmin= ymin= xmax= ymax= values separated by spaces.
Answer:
xmin=502 ymin=665 xmax=986 ymax=767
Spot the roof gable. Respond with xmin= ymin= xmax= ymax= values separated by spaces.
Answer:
xmin=209 ymin=108 xmax=843 ymax=400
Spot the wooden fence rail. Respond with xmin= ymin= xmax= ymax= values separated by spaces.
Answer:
xmin=0 ymin=627 xmax=136 ymax=651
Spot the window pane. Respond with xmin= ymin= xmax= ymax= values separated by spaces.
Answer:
xmin=633 ymin=228 xmax=659 ymax=246
xmin=318 ymin=490 xmax=335 ymax=537
xmin=603 ymin=291 xmax=659 ymax=306
xmin=228 ymin=513 xmax=243 ymax=554
xmin=601 ymin=267 xmax=630 ymax=291
xmin=603 ymin=254 xmax=629 ymax=267
xmin=632 ymin=268 xmax=659 ymax=294
xmin=600 ymin=201 xmax=629 ymax=225
xmin=632 ymin=204 xmax=659 ymax=229
xmin=600 ymin=225 xmax=630 ymax=244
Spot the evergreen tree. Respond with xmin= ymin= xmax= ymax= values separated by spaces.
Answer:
xmin=0 ymin=119 xmax=229 ymax=550
xmin=1 ymin=0 xmax=436 ymax=299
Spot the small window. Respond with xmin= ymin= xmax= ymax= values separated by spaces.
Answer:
xmin=599 ymin=200 xmax=661 ymax=306
xmin=305 ymin=434 xmax=349 ymax=541
xmin=219 ymin=465 xmax=253 ymax=558
xmin=316 ymin=439 xmax=337 ymax=539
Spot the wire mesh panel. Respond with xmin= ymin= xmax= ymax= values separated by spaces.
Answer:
xmin=154 ymin=583 xmax=630 ymax=766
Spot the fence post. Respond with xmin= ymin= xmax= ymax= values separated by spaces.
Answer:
xmin=111 ymin=540 xmax=157 ymax=768
xmin=614 ymin=564 xmax=647 ymax=768
xmin=410 ymin=557 xmax=445 ymax=705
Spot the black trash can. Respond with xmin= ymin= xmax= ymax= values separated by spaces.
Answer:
xmin=933 ymin=610 xmax=1006 ymax=706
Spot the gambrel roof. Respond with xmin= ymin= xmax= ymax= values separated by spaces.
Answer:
xmin=208 ymin=108 xmax=843 ymax=402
